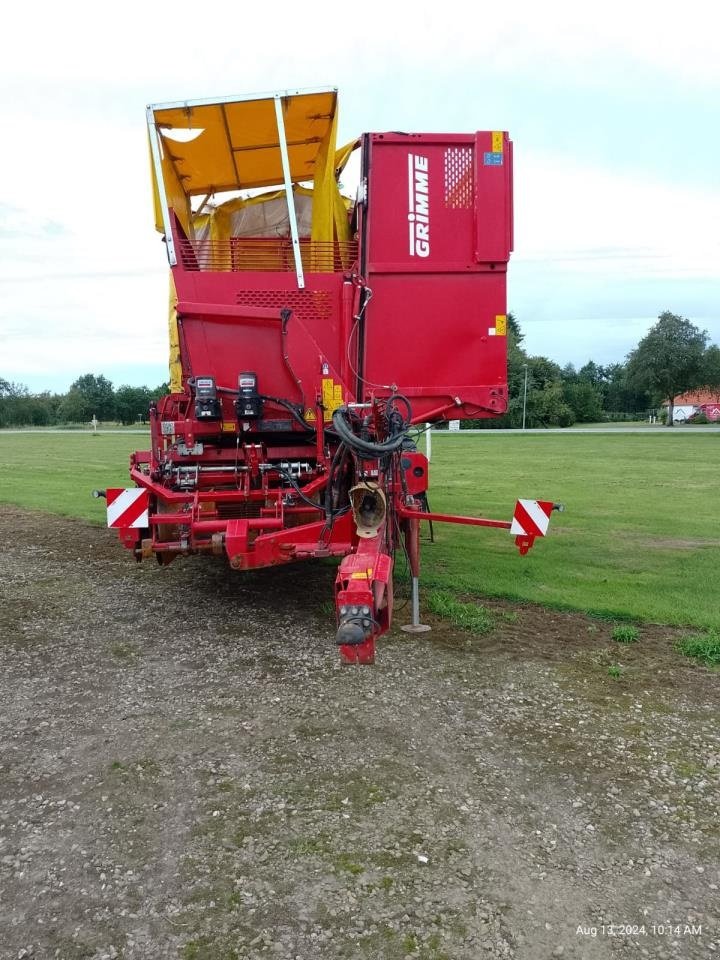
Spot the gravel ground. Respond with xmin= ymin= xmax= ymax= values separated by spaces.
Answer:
xmin=0 ymin=505 xmax=717 ymax=960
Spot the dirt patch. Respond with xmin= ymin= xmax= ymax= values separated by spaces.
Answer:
xmin=0 ymin=505 xmax=718 ymax=960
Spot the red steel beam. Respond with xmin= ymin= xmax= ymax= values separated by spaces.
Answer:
xmin=397 ymin=505 xmax=511 ymax=530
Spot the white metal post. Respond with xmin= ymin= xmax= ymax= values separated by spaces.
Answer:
xmin=400 ymin=576 xmax=431 ymax=634
xmin=274 ymin=95 xmax=305 ymax=289
xmin=146 ymin=107 xmax=178 ymax=267
xmin=425 ymin=424 xmax=432 ymax=461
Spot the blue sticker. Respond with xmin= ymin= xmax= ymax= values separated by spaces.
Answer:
xmin=483 ymin=152 xmax=503 ymax=166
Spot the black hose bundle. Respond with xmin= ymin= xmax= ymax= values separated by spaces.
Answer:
xmin=278 ymin=445 xmax=351 ymax=523
xmin=324 ymin=441 xmax=350 ymax=521
xmin=331 ymin=394 xmax=412 ymax=459
xmin=277 ymin=469 xmax=324 ymax=511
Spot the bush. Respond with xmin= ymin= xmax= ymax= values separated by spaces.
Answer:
xmin=612 ymin=625 xmax=639 ymax=644
xmin=677 ymin=633 xmax=720 ymax=666
xmin=602 ymin=411 xmax=649 ymax=423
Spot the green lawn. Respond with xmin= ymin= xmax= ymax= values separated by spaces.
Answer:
xmin=420 ymin=432 xmax=719 ymax=630
xmin=0 ymin=433 xmax=143 ymax=523
xmin=0 ymin=430 xmax=717 ymax=630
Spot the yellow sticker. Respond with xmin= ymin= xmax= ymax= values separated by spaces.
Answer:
xmin=321 ymin=377 xmax=334 ymax=422
xmin=222 ymin=421 xmax=237 ymax=432
xmin=492 ymin=131 xmax=504 ymax=153
xmin=350 ymin=567 xmax=374 ymax=580
xmin=321 ymin=377 xmax=344 ymax=422
xmin=495 ymin=314 xmax=507 ymax=336
xmin=304 ymin=408 xmax=317 ymax=422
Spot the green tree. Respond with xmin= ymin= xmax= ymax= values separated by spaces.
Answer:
xmin=59 ymin=388 xmax=90 ymax=423
xmin=115 ymin=385 xmax=153 ymax=425
xmin=563 ymin=380 xmax=603 ymax=423
xmin=506 ymin=312 xmax=524 ymax=345
xmin=600 ymin=362 xmax=648 ymax=416
xmin=527 ymin=356 xmax=563 ymax=390
xmin=577 ymin=361 xmax=604 ymax=388
xmin=626 ymin=312 xmax=709 ymax=426
xmin=0 ymin=379 xmax=29 ymax=427
xmin=0 ymin=378 xmax=28 ymax=399
xmin=703 ymin=345 xmax=720 ymax=390
xmin=533 ymin=381 xmax=575 ymax=427
xmin=63 ymin=374 xmax=115 ymax=422
xmin=559 ymin=361 xmax=606 ymax=422
xmin=17 ymin=393 xmax=58 ymax=426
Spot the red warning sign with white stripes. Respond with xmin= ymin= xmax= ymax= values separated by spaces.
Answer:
xmin=510 ymin=499 xmax=553 ymax=538
xmin=106 ymin=488 xmax=150 ymax=529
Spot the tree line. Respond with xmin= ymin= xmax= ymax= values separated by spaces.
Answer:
xmin=463 ymin=311 xmax=720 ymax=429
xmin=1 ymin=311 xmax=718 ymax=429
xmin=0 ymin=374 xmax=168 ymax=428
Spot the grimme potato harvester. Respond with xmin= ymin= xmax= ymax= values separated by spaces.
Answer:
xmin=100 ymin=87 xmax=557 ymax=663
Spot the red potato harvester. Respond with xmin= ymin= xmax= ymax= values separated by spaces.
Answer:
xmin=96 ymin=87 xmax=560 ymax=664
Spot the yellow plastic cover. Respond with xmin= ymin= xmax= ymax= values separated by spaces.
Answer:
xmin=168 ymin=274 xmax=182 ymax=393
xmin=152 ymin=90 xmax=338 ymax=196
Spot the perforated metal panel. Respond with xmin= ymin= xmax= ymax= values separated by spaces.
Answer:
xmin=444 ymin=146 xmax=473 ymax=209
xmin=235 ymin=290 xmax=333 ymax=323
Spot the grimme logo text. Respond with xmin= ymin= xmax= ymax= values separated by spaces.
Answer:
xmin=408 ymin=154 xmax=430 ymax=257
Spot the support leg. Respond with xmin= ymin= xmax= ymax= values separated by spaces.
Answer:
xmin=400 ymin=511 xmax=431 ymax=634
xmin=401 ymin=575 xmax=431 ymax=634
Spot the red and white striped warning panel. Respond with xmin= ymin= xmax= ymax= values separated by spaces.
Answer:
xmin=106 ymin=488 xmax=150 ymax=529
xmin=510 ymin=499 xmax=553 ymax=538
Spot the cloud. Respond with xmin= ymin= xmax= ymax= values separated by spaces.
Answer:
xmin=515 ymin=150 xmax=720 ymax=280
xmin=3 ymin=2 xmax=718 ymax=89
xmin=0 ymin=202 xmax=67 ymax=240
xmin=1 ymin=1 xmax=718 ymax=388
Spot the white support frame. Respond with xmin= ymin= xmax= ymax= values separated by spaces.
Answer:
xmin=147 ymin=105 xmax=178 ymax=267
xmin=148 ymin=85 xmax=336 ymax=113
xmin=273 ymin=94 xmax=305 ymax=289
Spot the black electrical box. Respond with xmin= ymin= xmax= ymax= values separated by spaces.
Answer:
xmin=235 ymin=372 xmax=262 ymax=420
xmin=194 ymin=377 xmax=221 ymax=420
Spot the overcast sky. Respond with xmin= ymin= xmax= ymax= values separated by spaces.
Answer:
xmin=2 ymin=0 xmax=718 ymax=392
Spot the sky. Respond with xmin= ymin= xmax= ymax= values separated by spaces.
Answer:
xmin=1 ymin=0 xmax=718 ymax=392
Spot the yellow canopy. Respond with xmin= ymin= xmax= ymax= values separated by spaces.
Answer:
xmin=151 ymin=89 xmax=338 ymax=196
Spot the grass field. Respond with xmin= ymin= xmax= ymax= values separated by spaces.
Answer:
xmin=0 ymin=433 xmax=139 ymax=522
xmin=0 ymin=430 xmax=718 ymax=630
xmin=420 ymin=432 xmax=719 ymax=630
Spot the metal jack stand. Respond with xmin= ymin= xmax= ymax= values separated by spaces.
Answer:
xmin=401 ymin=576 xmax=431 ymax=634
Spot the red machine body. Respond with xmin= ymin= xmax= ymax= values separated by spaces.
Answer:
xmin=361 ymin=132 xmax=512 ymax=420
xmin=104 ymin=88 xmax=550 ymax=663
xmin=165 ymin=129 xmax=511 ymax=422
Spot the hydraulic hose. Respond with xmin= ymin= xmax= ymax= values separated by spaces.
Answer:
xmin=260 ymin=395 xmax=315 ymax=433
xmin=277 ymin=469 xmax=324 ymax=512
xmin=331 ymin=403 xmax=409 ymax=458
